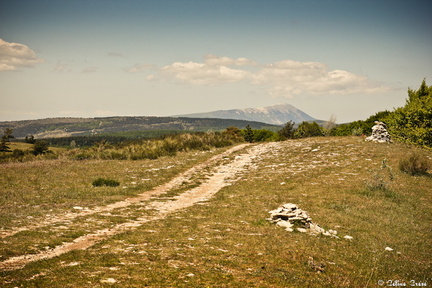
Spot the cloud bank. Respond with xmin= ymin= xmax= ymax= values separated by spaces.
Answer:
xmin=142 ymin=55 xmax=389 ymax=97
xmin=0 ymin=39 xmax=44 ymax=71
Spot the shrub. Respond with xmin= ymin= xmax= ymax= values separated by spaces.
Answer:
xmin=33 ymin=140 xmax=49 ymax=155
xmin=386 ymin=79 xmax=432 ymax=149
xmin=294 ymin=121 xmax=323 ymax=138
xmin=399 ymin=152 xmax=431 ymax=175
xmin=12 ymin=149 xmax=25 ymax=159
xmin=365 ymin=159 xmax=394 ymax=191
xmin=92 ymin=178 xmax=120 ymax=187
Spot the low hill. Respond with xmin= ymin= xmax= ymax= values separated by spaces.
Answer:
xmin=0 ymin=116 xmax=280 ymax=139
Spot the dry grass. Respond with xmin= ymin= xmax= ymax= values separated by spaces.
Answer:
xmin=1 ymin=136 xmax=431 ymax=287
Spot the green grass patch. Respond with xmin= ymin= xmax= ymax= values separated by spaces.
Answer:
xmin=91 ymin=178 xmax=120 ymax=187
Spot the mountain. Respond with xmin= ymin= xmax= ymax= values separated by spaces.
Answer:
xmin=0 ymin=116 xmax=280 ymax=139
xmin=175 ymin=103 xmax=317 ymax=125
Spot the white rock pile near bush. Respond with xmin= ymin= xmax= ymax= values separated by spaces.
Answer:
xmin=365 ymin=121 xmax=392 ymax=143
xmin=268 ymin=203 xmax=338 ymax=237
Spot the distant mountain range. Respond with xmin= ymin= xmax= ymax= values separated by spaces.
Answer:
xmin=0 ymin=103 xmax=318 ymax=139
xmin=0 ymin=116 xmax=280 ymax=139
xmin=175 ymin=103 xmax=317 ymax=125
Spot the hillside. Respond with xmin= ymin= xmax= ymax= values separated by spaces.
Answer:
xmin=175 ymin=103 xmax=317 ymax=125
xmin=0 ymin=137 xmax=430 ymax=286
xmin=0 ymin=116 xmax=280 ymax=139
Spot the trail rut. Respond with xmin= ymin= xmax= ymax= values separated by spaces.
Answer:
xmin=0 ymin=142 xmax=275 ymax=271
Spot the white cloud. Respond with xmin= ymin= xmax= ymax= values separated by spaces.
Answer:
xmin=252 ymin=60 xmax=389 ymax=97
xmin=161 ymin=57 xmax=250 ymax=85
xmin=0 ymin=38 xmax=44 ymax=71
xmin=204 ymin=54 xmax=257 ymax=67
xmin=140 ymin=55 xmax=390 ymax=96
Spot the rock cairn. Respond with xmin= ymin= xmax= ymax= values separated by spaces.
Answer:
xmin=268 ymin=203 xmax=338 ymax=237
xmin=365 ymin=121 xmax=391 ymax=143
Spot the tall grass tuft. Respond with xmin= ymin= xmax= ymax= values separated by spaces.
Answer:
xmin=399 ymin=151 xmax=431 ymax=175
xmin=92 ymin=178 xmax=120 ymax=187
xmin=365 ymin=159 xmax=394 ymax=191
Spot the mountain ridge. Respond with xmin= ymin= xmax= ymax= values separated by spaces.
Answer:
xmin=174 ymin=103 xmax=317 ymax=125
xmin=0 ymin=116 xmax=280 ymax=139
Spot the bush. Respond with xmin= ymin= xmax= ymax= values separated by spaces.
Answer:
xmin=399 ymin=152 xmax=431 ymax=175
xmin=12 ymin=149 xmax=25 ymax=160
xmin=294 ymin=122 xmax=323 ymax=138
xmin=33 ymin=140 xmax=49 ymax=155
xmin=92 ymin=178 xmax=120 ymax=187
xmin=386 ymin=79 xmax=432 ymax=149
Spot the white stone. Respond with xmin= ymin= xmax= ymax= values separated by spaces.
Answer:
xmin=276 ymin=221 xmax=293 ymax=229
xmin=385 ymin=247 xmax=394 ymax=252
xmin=100 ymin=278 xmax=117 ymax=284
xmin=344 ymin=235 xmax=353 ymax=240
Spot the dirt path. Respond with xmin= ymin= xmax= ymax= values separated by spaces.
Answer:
xmin=0 ymin=142 xmax=276 ymax=271
xmin=0 ymin=144 xmax=250 ymax=239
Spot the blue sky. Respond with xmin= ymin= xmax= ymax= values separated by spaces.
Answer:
xmin=1 ymin=0 xmax=431 ymax=123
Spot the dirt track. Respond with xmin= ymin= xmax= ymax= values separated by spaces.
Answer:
xmin=0 ymin=142 xmax=276 ymax=271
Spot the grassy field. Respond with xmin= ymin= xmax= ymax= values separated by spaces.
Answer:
xmin=1 ymin=136 xmax=431 ymax=287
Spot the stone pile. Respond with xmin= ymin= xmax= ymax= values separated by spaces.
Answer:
xmin=268 ymin=203 xmax=338 ymax=237
xmin=365 ymin=121 xmax=391 ymax=143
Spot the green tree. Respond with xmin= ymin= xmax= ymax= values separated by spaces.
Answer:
xmin=294 ymin=122 xmax=323 ymax=138
xmin=387 ymin=79 xmax=432 ymax=148
xmin=0 ymin=128 xmax=14 ymax=152
xmin=25 ymin=135 xmax=36 ymax=144
xmin=278 ymin=121 xmax=295 ymax=139
xmin=243 ymin=125 xmax=254 ymax=143
xmin=33 ymin=140 xmax=49 ymax=155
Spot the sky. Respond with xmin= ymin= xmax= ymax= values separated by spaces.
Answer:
xmin=1 ymin=0 xmax=431 ymax=123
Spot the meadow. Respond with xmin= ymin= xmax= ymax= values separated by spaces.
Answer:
xmin=0 ymin=136 xmax=431 ymax=287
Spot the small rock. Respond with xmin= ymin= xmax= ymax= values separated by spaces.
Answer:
xmin=100 ymin=278 xmax=117 ymax=284
xmin=344 ymin=235 xmax=353 ymax=240
xmin=385 ymin=247 xmax=394 ymax=251
xmin=296 ymin=228 xmax=307 ymax=233
xmin=186 ymin=273 xmax=195 ymax=277
xmin=73 ymin=206 xmax=83 ymax=210
xmin=276 ymin=221 xmax=293 ymax=229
